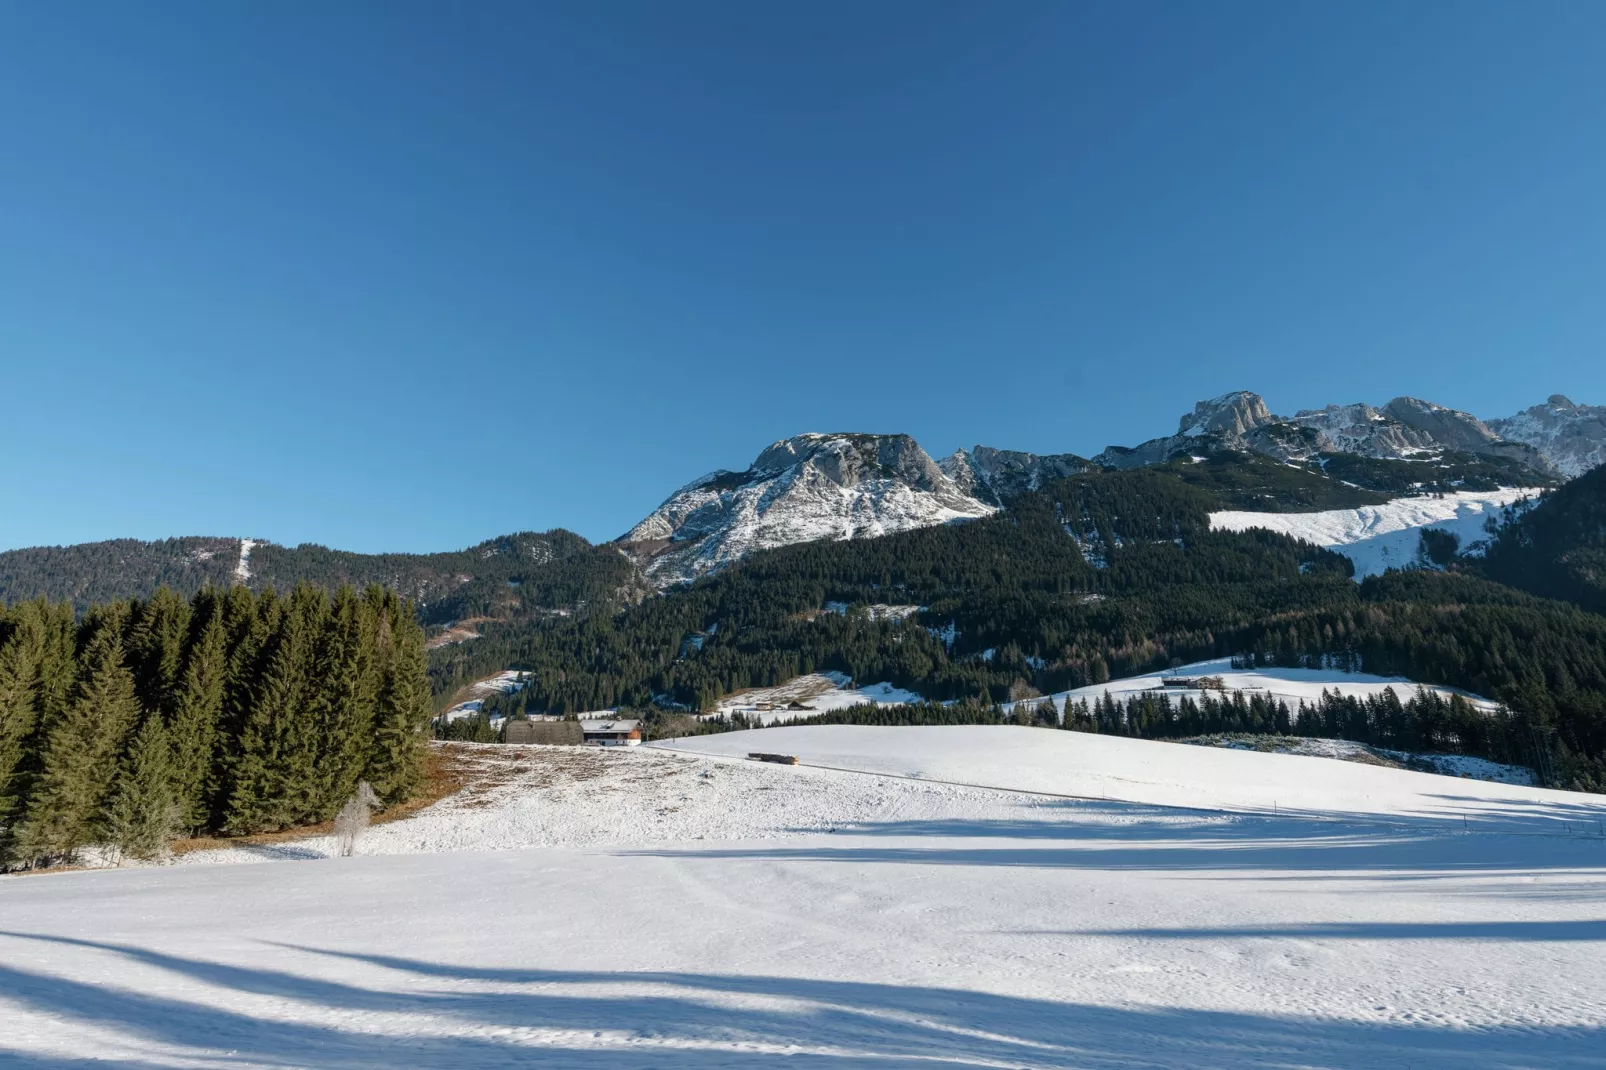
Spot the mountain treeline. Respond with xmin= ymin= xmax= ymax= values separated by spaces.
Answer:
xmin=0 ymin=584 xmax=432 ymax=869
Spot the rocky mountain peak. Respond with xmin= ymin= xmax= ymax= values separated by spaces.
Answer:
xmin=1177 ymin=391 xmax=1273 ymax=438
xmin=1489 ymin=395 xmax=1606 ymax=478
xmin=621 ymin=432 xmax=993 ymax=586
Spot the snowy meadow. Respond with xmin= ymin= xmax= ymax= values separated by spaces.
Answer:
xmin=1 ymin=726 xmax=1604 ymax=1068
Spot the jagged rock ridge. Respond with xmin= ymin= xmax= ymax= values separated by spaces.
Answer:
xmin=1095 ymin=391 xmax=1563 ymax=475
xmin=1488 ymin=395 xmax=1606 ymax=479
xmin=621 ymin=433 xmax=995 ymax=586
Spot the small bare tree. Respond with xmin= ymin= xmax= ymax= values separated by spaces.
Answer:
xmin=334 ymin=781 xmax=381 ymax=858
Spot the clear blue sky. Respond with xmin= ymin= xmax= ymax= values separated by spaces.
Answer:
xmin=2 ymin=2 xmax=1603 ymax=554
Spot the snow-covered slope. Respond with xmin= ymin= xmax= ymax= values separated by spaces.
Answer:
xmin=620 ymin=433 xmax=994 ymax=585
xmin=1210 ymin=487 xmax=1538 ymax=577
xmin=661 ymin=724 xmax=1598 ymax=829
xmin=6 ymin=731 xmax=1605 ymax=1068
xmin=1013 ymin=655 xmax=1502 ymax=717
xmin=1489 ymin=394 xmax=1606 ymax=477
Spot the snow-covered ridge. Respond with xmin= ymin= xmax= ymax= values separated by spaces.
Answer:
xmin=1489 ymin=394 xmax=1606 ymax=478
xmin=1095 ymin=390 xmax=1571 ymax=473
xmin=1209 ymin=487 xmax=1538 ymax=577
xmin=620 ymin=433 xmax=995 ymax=586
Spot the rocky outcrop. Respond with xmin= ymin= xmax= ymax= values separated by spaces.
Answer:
xmin=1488 ymin=395 xmax=1606 ymax=478
xmin=620 ymin=433 xmax=995 ymax=586
xmin=941 ymin=446 xmax=1092 ymax=504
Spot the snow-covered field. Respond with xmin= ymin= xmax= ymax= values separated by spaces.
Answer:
xmin=703 ymin=671 xmax=925 ymax=725
xmin=4 ymin=727 xmax=1605 ymax=1068
xmin=1016 ymin=656 xmax=1502 ymax=717
xmin=1209 ymin=488 xmax=1538 ymax=577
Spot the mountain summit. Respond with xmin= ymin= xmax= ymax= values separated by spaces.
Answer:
xmin=617 ymin=391 xmax=1596 ymax=587
xmin=620 ymin=433 xmax=994 ymax=585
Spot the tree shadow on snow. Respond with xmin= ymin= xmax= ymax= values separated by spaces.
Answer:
xmin=0 ymin=931 xmax=1601 ymax=1068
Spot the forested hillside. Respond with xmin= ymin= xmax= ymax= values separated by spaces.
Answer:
xmin=1480 ymin=464 xmax=1606 ymax=616
xmin=0 ymin=530 xmax=642 ymax=625
xmin=0 ymin=584 xmax=432 ymax=869
xmin=428 ymin=469 xmax=1606 ymax=790
xmin=0 ymin=538 xmax=240 ymax=608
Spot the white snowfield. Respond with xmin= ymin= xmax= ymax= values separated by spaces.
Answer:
xmin=3 ymin=727 xmax=1605 ymax=1068
xmin=1209 ymin=487 xmax=1538 ymax=578
xmin=704 ymin=670 xmax=925 ymax=725
xmin=1018 ymin=656 xmax=1503 ymax=717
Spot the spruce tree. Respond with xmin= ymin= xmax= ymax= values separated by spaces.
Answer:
xmin=12 ymin=610 xmax=141 ymax=866
xmin=307 ymin=586 xmax=376 ymax=817
xmin=0 ymin=605 xmax=43 ymax=845
xmin=365 ymin=590 xmax=430 ymax=805
xmin=169 ymin=591 xmax=227 ymax=832
xmin=101 ymin=713 xmax=177 ymax=862
xmin=126 ymin=587 xmax=191 ymax=723
xmin=221 ymin=585 xmax=324 ymax=832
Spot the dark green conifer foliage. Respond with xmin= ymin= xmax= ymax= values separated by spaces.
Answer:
xmin=0 ymin=604 xmax=44 ymax=838
xmin=366 ymin=589 xmax=431 ymax=804
xmin=222 ymin=586 xmax=325 ymax=833
xmin=12 ymin=610 xmax=141 ymax=865
xmin=169 ymin=592 xmax=227 ymax=832
xmin=125 ymin=587 xmax=191 ymax=723
xmin=308 ymin=586 xmax=377 ymax=816
xmin=101 ymin=713 xmax=177 ymax=861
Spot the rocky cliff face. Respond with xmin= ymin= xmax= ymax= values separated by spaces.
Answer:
xmin=621 ymin=433 xmax=995 ymax=586
xmin=940 ymin=446 xmax=1092 ymax=505
xmin=1093 ymin=391 xmax=1565 ymax=475
xmin=617 ymin=389 xmax=1598 ymax=588
xmin=1489 ymin=396 xmax=1606 ymax=478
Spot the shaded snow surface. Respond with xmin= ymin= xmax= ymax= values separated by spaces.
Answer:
xmin=1209 ymin=488 xmax=1538 ymax=577
xmin=4 ymin=727 xmax=1605 ymax=1068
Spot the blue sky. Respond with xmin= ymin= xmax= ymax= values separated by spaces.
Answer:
xmin=2 ymin=2 xmax=1603 ymax=554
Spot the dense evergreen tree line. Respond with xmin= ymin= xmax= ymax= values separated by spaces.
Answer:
xmin=1480 ymin=463 xmax=1606 ymax=617
xmin=0 ymin=584 xmax=432 ymax=869
xmin=1058 ymin=686 xmax=1554 ymax=778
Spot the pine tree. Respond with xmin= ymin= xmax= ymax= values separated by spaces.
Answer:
xmin=12 ymin=610 xmax=141 ymax=866
xmin=169 ymin=591 xmax=227 ymax=832
xmin=101 ymin=713 xmax=177 ymax=862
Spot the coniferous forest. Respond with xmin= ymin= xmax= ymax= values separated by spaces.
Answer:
xmin=0 ymin=584 xmax=432 ymax=870
xmin=428 ymin=470 xmax=1606 ymax=793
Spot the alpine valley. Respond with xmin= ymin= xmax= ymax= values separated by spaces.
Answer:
xmin=5 ymin=389 xmax=1606 ymax=789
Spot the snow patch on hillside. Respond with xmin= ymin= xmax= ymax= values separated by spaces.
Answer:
xmin=1209 ymin=488 xmax=1538 ymax=577
xmin=234 ymin=538 xmax=256 ymax=582
xmin=1015 ymin=657 xmax=1503 ymax=717
xmin=701 ymin=671 xmax=924 ymax=724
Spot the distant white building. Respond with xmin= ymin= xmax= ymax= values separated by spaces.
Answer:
xmin=580 ymin=719 xmax=642 ymax=747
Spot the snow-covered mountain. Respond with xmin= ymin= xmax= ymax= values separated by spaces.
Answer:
xmin=1488 ymin=395 xmax=1606 ymax=478
xmin=620 ymin=433 xmax=995 ymax=585
xmin=1096 ymin=391 xmax=1562 ymax=474
xmin=618 ymin=390 xmax=1599 ymax=588
xmin=939 ymin=445 xmax=1091 ymax=505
